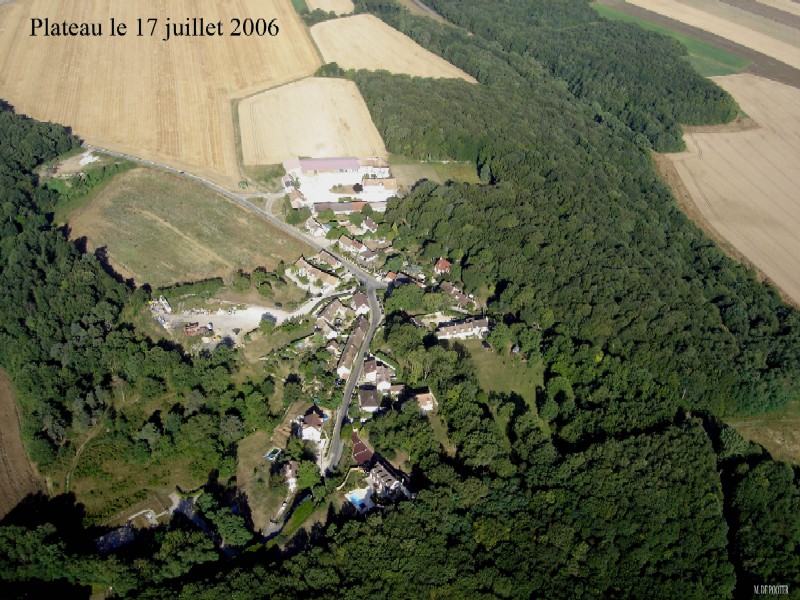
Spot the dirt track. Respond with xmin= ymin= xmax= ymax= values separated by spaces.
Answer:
xmin=0 ymin=371 xmax=44 ymax=519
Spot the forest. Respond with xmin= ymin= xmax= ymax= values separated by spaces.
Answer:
xmin=2 ymin=0 xmax=800 ymax=597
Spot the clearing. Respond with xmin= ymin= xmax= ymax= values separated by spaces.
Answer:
xmin=0 ymin=0 xmax=320 ymax=190
xmin=0 ymin=370 xmax=45 ymax=519
xmin=623 ymin=0 xmax=800 ymax=70
xmin=239 ymin=77 xmax=387 ymax=166
xmin=306 ymin=0 xmax=354 ymax=14
xmin=390 ymin=155 xmax=482 ymax=188
xmin=310 ymin=14 xmax=477 ymax=82
xmin=63 ymin=168 xmax=312 ymax=288
xmin=591 ymin=3 xmax=750 ymax=76
xmin=460 ymin=340 xmax=544 ymax=410
xmin=666 ymin=74 xmax=800 ymax=307
xmin=726 ymin=400 xmax=800 ymax=465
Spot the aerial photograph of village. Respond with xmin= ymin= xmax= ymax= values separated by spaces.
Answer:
xmin=0 ymin=0 xmax=798 ymax=598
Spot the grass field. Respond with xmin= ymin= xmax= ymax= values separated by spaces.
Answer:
xmin=290 ymin=0 xmax=310 ymax=13
xmin=667 ymin=74 xmax=800 ymax=307
xmin=390 ymin=155 xmax=481 ymax=187
xmin=591 ymin=3 xmax=750 ymax=76
xmin=460 ymin=340 xmax=544 ymax=409
xmin=62 ymin=168 xmax=312 ymax=288
xmin=622 ymin=0 xmax=800 ymax=70
xmin=726 ymin=401 xmax=800 ymax=465
xmin=0 ymin=0 xmax=321 ymax=189
xmin=239 ymin=77 xmax=387 ymax=165
xmin=0 ymin=370 xmax=44 ymax=519
xmin=311 ymin=14 xmax=477 ymax=82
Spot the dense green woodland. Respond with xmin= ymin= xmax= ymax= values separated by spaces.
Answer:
xmin=2 ymin=0 xmax=800 ymax=597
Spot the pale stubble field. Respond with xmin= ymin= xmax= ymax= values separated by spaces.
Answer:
xmin=0 ymin=0 xmax=321 ymax=188
xmin=239 ymin=77 xmax=387 ymax=165
xmin=668 ymin=74 xmax=800 ymax=306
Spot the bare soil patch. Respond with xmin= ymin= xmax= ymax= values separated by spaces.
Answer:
xmin=0 ymin=0 xmax=320 ymax=190
xmin=624 ymin=0 xmax=800 ymax=70
xmin=723 ymin=0 xmax=800 ymax=29
xmin=0 ymin=371 xmax=44 ymax=519
xmin=239 ymin=77 xmax=387 ymax=165
xmin=665 ymin=74 xmax=800 ymax=308
xmin=306 ymin=0 xmax=354 ymax=14
xmin=64 ymin=168 xmax=311 ymax=288
xmin=311 ymin=14 xmax=477 ymax=81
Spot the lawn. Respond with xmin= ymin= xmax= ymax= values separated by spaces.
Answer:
xmin=591 ymin=3 xmax=750 ymax=77
xmin=460 ymin=340 xmax=543 ymax=410
xmin=61 ymin=168 xmax=312 ymax=288
xmin=726 ymin=400 xmax=800 ymax=465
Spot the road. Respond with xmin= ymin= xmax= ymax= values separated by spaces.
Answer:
xmin=321 ymin=288 xmax=383 ymax=474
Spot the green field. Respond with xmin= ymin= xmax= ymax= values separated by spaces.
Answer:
xmin=290 ymin=0 xmax=309 ymax=14
xmin=61 ymin=168 xmax=311 ymax=288
xmin=726 ymin=401 xmax=800 ymax=466
xmin=591 ymin=3 xmax=750 ymax=76
xmin=390 ymin=154 xmax=481 ymax=188
xmin=461 ymin=340 xmax=544 ymax=409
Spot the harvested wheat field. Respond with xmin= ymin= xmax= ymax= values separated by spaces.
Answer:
xmin=668 ymin=74 xmax=800 ymax=306
xmin=306 ymin=0 xmax=354 ymax=15
xmin=625 ymin=0 xmax=800 ymax=70
xmin=758 ymin=0 xmax=800 ymax=19
xmin=65 ymin=168 xmax=312 ymax=287
xmin=239 ymin=77 xmax=387 ymax=165
xmin=311 ymin=14 xmax=477 ymax=82
xmin=0 ymin=0 xmax=320 ymax=189
xmin=0 ymin=370 xmax=44 ymax=519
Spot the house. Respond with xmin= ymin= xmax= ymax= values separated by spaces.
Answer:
xmin=289 ymin=188 xmax=306 ymax=209
xmin=375 ymin=365 xmax=394 ymax=392
xmin=294 ymin=257 xmax=340 ymax=292
xmin=325 ymin=339 xmax=341 ymax=356
xmin=363 ymin=217 xmax=378 ymax=234
xmin=440 ymin=281 xmax=476 ymax=310
xmin=358 ymin=386 xmax=381 ymax=413
xmin=351 ymin=431 xmax=374 ymax=466
xmin=315 ymin=250 xmax=342 ymax=270
xmin=305 ymin=217 xmax=328 ymax=238
xmin=319 ymin=298 xmax=353 ymax=326
xmin=436 ymin=317 xmax=490 ymax=340
xmin=284 ymin=460 xmax=299 ymax=493
xmin=368 ymin=461 xmax=407 ymax=498
xmin=339 ymin=235 xmax=365 ymax=256
xmin=301 ymin=411 xmax=324 ymax=442
xmin=337 ymin=316 xmax=369 ymax=378
xmin=414 ymin=390 xmax=438 ymax=413
xmin=361 ymin=249 xmax=379 ymax=263
xmin=352 ymin=292 xmax=370 ymax=315
xmin=434 ymin=257 xmax=452 ymax=275
xmin=315 ymin=318 xmax=338 ymax=340
xmin=389 ymin=383 xmax=405 ymax=396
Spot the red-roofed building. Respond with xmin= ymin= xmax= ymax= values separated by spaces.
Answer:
xmin=434 ymin=257 xmax=452 ymax=275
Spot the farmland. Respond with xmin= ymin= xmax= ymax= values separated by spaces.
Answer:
xmin=0 ymin=370 xmax=44 ymax=519
xmin=591 ymin=3 xmax=750 ymax=76
xmin=666 ymin=74 xmax=800 ymax=306
xmin=62 ymin=168 xmax=312 ymax=288
xmin=239 ymin=77 xmax=387 ymax=165
xmin=623 ymin=0 xmax=800 ymax=70
xmin=306 ymin=0 xmax=354 ymax=14
xmin=0 ymin=0 xmax=320 ymax=189
xmin=310 ymin=14 xmax=477 ymax=82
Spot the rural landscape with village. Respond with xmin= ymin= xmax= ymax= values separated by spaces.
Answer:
xmin=1 ymin=0 xmax=799 ymax=597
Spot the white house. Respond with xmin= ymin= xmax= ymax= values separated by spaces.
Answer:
xmin=436 ymin=317 xmax=490 ymax=340
xmin=301 ymin=412 xmax=323 ymax=442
